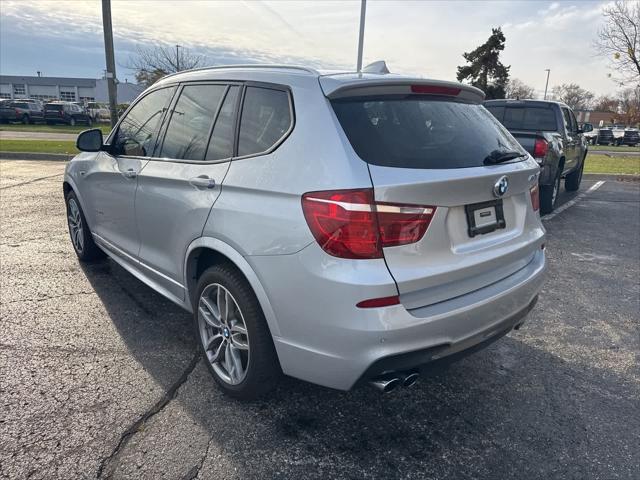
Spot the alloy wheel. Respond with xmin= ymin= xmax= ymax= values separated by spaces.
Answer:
xmin=67 ymin=198 xmax=84 ymax=253
xmin=198 ymin=283 xmax=250 ymax=385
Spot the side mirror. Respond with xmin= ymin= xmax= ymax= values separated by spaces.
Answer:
xmin=581 ymin=123 xmax=594 ymax=133
xmin=76 ymin=128 xmax=103 ymax=152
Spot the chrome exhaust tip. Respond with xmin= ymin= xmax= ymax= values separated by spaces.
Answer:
xmin=368 ymin=376 xmax=401 ymax=393
xmin=402 ymin=371 xmax=420 ymax=387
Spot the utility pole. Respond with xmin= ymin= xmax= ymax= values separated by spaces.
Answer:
xmin=356 ymin=0 xmax=367 ymax=72
xmin=176 ymin=44 xmax=181 ymax=72
xmin=101 ymin=0 xmax=118 ymax=127
xmin=544 ymin=69 xmax=551 ymax=100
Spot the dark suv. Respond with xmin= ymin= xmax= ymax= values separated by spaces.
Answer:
xmin=0 ymin=100 xmax=44 ymax=124
xmin=44 ymin=102 xmax=93 ymax=126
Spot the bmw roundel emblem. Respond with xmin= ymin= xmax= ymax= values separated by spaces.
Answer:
xmin=493 ymin=176 xmax=509 ymax=198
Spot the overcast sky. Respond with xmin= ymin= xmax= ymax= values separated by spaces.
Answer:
xmin=0 ymin=0 xmax=618 ymax=96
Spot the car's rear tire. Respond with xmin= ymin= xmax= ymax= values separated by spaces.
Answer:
xmin=565 ymin=156 xmax=585 ymax=192
xmin=194 ymin=263 xmax=280 ymax=400
xmin=540 ymin=168 xmax=561 ymax=215
xmin=65 ymin=191 xmax=106 ymax=262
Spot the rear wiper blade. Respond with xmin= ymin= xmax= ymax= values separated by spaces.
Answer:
xmin=483 ymin=150 xmax=528 ymax=165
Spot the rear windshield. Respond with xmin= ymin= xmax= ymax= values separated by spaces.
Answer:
xmin=45 ymin=104 xmax=63 ymax=111
xmin=486 ymin=105 xmax=557 ymax=131
xmin=332 ymin=96 xmax=524 ymax=169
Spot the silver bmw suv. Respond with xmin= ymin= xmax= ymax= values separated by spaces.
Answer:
xmin=64 ymin=65 xmax=546 ymax=399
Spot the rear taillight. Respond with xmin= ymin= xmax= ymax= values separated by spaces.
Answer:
xmin=14 ymin=108 xmax=20 ymax=115
xmin=533 ymin=138 xmax=548 ymax=158
xmin=530 ymin=184 xmax=540 ymax=212
xmin=301 ymin=188 xmax=436 ymax=259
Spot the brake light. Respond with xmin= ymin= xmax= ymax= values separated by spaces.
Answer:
xmin=301 ymin=188 xmax=436 ymax=259
xmin=533 ymin=138 xmax=548 ymax=158
xmin=411 ymin=85 xmax=461 ymax=96
xmin=530 ymin=184 xmax=540 ymax=212
xmin=15 ymin=108 xmax=20 ymax=115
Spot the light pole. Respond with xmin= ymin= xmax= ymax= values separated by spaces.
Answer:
xmin=544 ymin=69 xmax=550 ymax=100
xmin=101 ymin=0 xmax=118 ymax=127
xmin=176 ymin=44 xmax=181 ymax=72
xmin=356 ymin=0 xmax=367 ymax=72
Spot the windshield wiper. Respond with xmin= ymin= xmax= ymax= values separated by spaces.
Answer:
xmin=483 ymin=150 xmax=527 ymax=165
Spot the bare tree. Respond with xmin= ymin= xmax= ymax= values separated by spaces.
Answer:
xmin=617 ymin=86 xmax=640 ymax=125
xmin=551 ymin=83 xmax=595 ymax=111
xmin=126 ymin=45 xmax=204 ymax=87
xmin=592 ymin=95 xmax=619 ymax=112
xmin=595 ymin=1 xmax=640 ymax=85
xmin=505 ymin=78 xmax=536 ymax=99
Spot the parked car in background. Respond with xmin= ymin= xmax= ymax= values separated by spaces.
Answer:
xmin=596 ymin=128 xmax=615 ymax=145
xmin=484 ymin=99 xmax=591 ymax=214
xmin=64 ymin=64 xmax=545 ymax=399
xmin=620 ymin=129 xmax=640 ymax=146
xmin=86 ymin=102 xmax=110 ymax=122
xmin=0 ymin=100 xmax=44 ymax=124
xmin=45 ymin=102 xmax=93 ymax=126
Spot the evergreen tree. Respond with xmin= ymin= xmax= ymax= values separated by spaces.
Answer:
xmin=457 ymin=28 xmax=510 ymax=99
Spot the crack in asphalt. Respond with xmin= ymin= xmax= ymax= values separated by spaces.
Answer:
xmin=0 ymin=291 xmax=96 ymax=305
xmin=0 ymin=172 xmax=63 ymax=190
xmin=186 ymin=436 xmax=214 ymax=480
xmin=96 ymin=352 xmax=201 ymax=479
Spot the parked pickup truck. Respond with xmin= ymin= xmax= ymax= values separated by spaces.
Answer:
xmin=484 ymin=99 xmax=593 ymax=214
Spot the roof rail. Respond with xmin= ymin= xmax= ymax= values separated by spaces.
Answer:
xmin=161 ymin=64 xmax=320 ymax=81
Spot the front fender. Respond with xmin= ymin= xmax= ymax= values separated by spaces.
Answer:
xmin=183 ymin=237 xmax=281 ymax=337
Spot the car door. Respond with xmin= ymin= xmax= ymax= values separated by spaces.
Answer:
xmin=79 ymin=86 xmax=176 ymax=260
xmin=561 ymin=106 xmax=578 ymax=173
xmin=134 ymin=83 xmax=240 ymax=300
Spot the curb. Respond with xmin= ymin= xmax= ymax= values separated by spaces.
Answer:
xmin=0 ymin=151 xmax=73 ymax=161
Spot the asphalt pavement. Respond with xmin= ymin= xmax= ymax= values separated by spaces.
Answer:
xmin=1 ymin=160 xmax=638 ymax=480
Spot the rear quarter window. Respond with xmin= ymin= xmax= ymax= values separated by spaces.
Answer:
xmin=332 ymin=96 xmax=524 ymax=169
xmin=237 ymin=87 xmax=292 ymax=157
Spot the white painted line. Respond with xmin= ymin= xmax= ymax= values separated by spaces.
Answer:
xmin=542 ymin=180 xmax=605 ymax=222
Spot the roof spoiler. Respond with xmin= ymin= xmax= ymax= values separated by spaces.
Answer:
xmin=322 ymin=79 xmax=485 ymax=104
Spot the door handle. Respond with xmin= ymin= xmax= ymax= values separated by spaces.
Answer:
xmin=190 ymin=176 xmax=216 ymax=189
xmin=123 ymin=169 xmax=137 ymax=179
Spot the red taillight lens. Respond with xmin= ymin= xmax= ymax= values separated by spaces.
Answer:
xmin=533 ymin=138 xmax=548 ymax=158
xmin=15 ymin=108 xmax=20 ymax=115
xmin=411 ymin=85 xmax=461 ymax=96
xmin=356 ymin=295 xmax=400 ymax=308
xmin=301 ymin=189 xmax=436 ymax=259
xmin=530 ymin=184 xmax=540 ymax=212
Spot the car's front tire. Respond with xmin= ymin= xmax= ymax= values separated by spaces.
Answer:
xmin=194 ymin=263 xmax=280 ymax=400
xmin=65 ymin=191 xmax=105 ymax=262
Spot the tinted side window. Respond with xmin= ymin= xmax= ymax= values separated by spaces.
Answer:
xmin=206 ymin=86 xmax=239 ymax=161
xmin=238 ymin=87 xmax=291 ymax=157
xmin=113 ymin=87 xmax=175 ymax=157
xmin=561 ymin=108 xmax=572 ymax=133
xmin=160 ymin=84 xmax=226 ymax=161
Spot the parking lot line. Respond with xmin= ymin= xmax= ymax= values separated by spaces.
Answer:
xmin=543 ymin=180 xmax=606 ymax=222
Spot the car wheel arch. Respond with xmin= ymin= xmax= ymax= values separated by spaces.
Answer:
xmin=184 ymin=238 xmax=281 ymax=337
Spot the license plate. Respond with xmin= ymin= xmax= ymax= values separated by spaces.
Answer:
xmin=465 ymin=200 xmax=506 ymax=237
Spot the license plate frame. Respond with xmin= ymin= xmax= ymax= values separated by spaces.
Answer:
xmin=465 ymin=199 xmax=506 ymax=238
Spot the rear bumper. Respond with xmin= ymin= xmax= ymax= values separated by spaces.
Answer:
xmin=250 ymin=244 xmax=546 ymax=391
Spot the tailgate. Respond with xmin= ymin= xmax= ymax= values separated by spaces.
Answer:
xmin=330 ymin=87 xmax=545 ymax=309
xmin=369 ymin=163 xmax=543 ymax=309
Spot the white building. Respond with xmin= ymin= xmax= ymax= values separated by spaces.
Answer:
xmin=0 ymin=75 xmax=144 ymax=104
